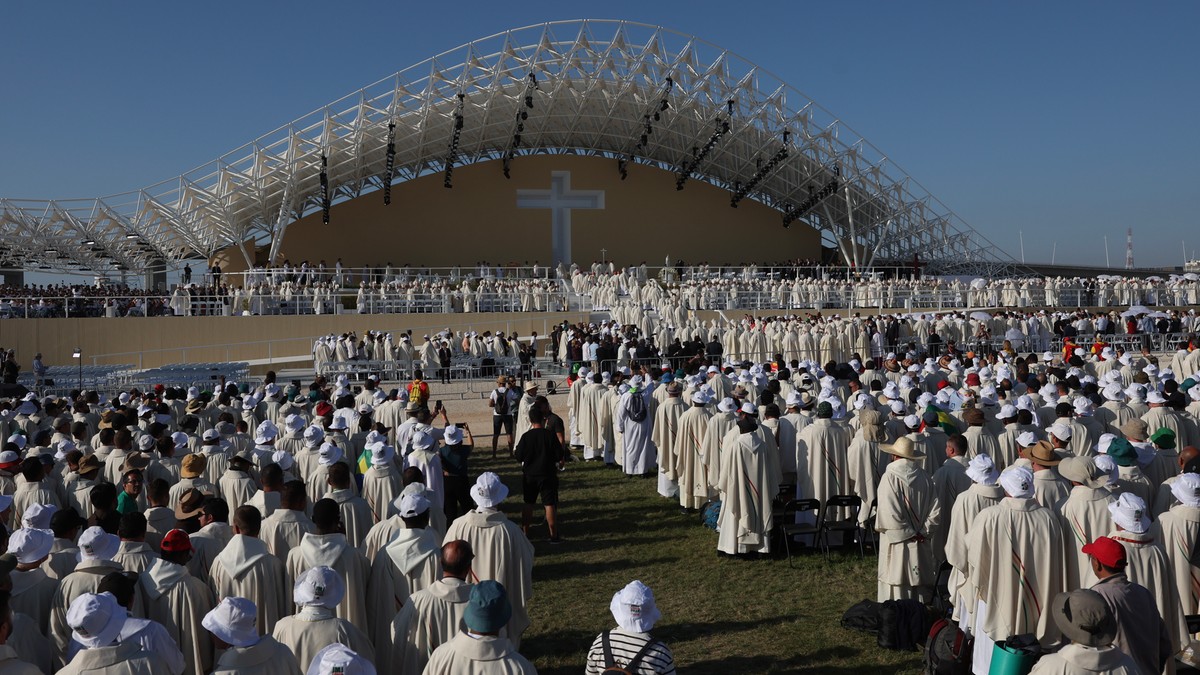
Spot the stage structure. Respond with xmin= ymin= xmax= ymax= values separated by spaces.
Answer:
xmin=0 ymin=20 xmax=1022 ymax=276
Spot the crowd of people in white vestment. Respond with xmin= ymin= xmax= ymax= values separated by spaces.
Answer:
xmin=552 ymin=315 xmax=1200 ymax=672
xmin=7 ymin=262 xmax=1200 ymax=319
xmin=0 ymin=367 xmax=684 ymax=674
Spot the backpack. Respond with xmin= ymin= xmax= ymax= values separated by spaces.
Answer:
xmin=840 ymin=599 xmax=882 ymax=634
xmin=627 ymin=393 xmax=648 ymax=422
xmin=494 ymin=389 xmax=510 ymax=415
xmin=924 ymin=618 xmax=972 ymax=675
xmin=700 ymin=500 xmax=721 ymax=530
xmin=877 ymin=599 xmax=930 ymax=651
xmin=408 ymin=380 xmax=424 ymax=404
xmin=601 ymin=630 xmax=659 ymax=675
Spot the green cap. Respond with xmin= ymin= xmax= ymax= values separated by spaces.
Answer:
xmin=1106 ymin=437 xmax=1139 ymax=467
xmin=1150 ymin=427 xmax=1177 ymax=449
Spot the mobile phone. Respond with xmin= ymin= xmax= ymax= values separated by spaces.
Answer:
xmin=435 ymin=400 xmax=443 ymax=410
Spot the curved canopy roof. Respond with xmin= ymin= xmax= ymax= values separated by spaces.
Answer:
xmin=0 ymin=20 xmax=1021 ymax=276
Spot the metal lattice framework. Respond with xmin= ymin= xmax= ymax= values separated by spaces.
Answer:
xmin=0 ymin=20 xmax=1023 ymax=276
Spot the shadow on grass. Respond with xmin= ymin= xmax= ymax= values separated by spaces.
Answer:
xmin=523 ymin=616 xmax=809 ymax=670
xmin=683 ymin=645 xmax=872 ymax=675
xmin=533 ymin=555 xmax=682 ymax=581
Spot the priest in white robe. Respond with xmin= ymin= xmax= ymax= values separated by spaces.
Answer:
xmin=796 ymin=402 xmax=853 ymax=524
xmin=367 ymin=492 xmax=442 ymax=650
xmin=716 ymin=404 xmax=780 ymax=556
xmin=674 ymin=392 xmax=713 ymax=511
xmin=701 ymin=398 xmax=738 ymax=496
xmin=442 ymin=473 xmax=534 ymax=647
xmin=875 ymin=436 xmax=941 ymax=603
xmin=945 ymin=454 xmax=1004 ymax=629
xmin=141 ymin=530 xmax=217 ymax=675
xmin=1057 ymin=456 xmax=1116 ymax=590
xmin=650 ymin=382 xmax=686 ymax=496
xmin=1158 ymin=473 xmax=1200 ymax=646
xmin=283 ymin=499 xmax=370 ymax=630
xmin=967 ymin=466 xmax=1068 ymax=669
xmin=205 ymin=598 xmax=303 ymax=675
xmin=208 ymin=506 xmax=290 ymax=636
xmin=271 ymin=566 xmax=373 ymax=673
xmin=1105 ymin=492 xmax=1188 ymax=661
xmin=617 ymin=379 xmax=657 ymax=477
xmin=387 ymin=539 xmax=474 ymax=674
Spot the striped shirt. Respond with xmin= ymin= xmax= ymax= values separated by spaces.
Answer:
xmin=584 ymin=629 xmax=676 ymax=675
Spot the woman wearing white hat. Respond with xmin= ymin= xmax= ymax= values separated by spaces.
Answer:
xmin=584 ymin=581 xmax=675 ymax=674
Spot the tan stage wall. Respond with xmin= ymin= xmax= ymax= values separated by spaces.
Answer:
xmin=213 ymin=155 xmax=821 ymax=272
xmin=0 ymin=312 xmax=586 ymax=372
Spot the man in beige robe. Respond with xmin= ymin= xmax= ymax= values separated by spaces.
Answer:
xmin=652 ymin=382 xmax=688 ymax=499
xmin=208 ymin=506 xmax=289 ymax=636
xmin=944 ymin=454 xmax=1004 ymax=629
xmin=423 ymin=580 xmax=536 ymax=675
xmin=59 ymin=592 xmax=170 ymax=675
xmin=271 ymin=566 xmax=373 ymax=672
xmin=387 ymin=539 xmax=474 ymax=674
xmin=112 ymin=513 xmax=157 ymax=574
xmin=1057 ymin=456 xmax=1116 ymax=590
xmin=701 ymin=398 xmax=738 ymax=496
xmin=186 ymin=495 xmax=233 ymax=584
xmin=1159 ymin=473 xmax=1200 ymax=647
xmin=577 ymin=374 xmax=610 ymax=461
xmin=1105 ymin=492 xmax=1188 ymax=662
xmin=716 ymin=405 xmax=780 ymax=556
xmin=967 ymin=466 xmax=1068 ymax=668
xmin=361 ymin=443 xmax=403 ymax=522
xmin=141 ymin=529 xmax=217 ymax=675
xmin=322 ymin=463 xmax=373 ymax=549
xmin=795 ymin=402 xmax=852 ymax=524
xmin=367 ymin=492 xmax=442 ymax=650
xmin=674 ymin=392 xmax=713 ymax=511
xmin=875 ymin=436 xmax=941 ymax=603
xmin=847 ymin=410 xmax=888 ymax=527
xmin=930 ymin=434 xmax=972 ymax=561
xmin=218 ymin=454 xmax=258 ymax=515
xmin=442 ymin=473 xmax=534 ymax=647
xmin=259 ymin=481 xmax=314 ymax=559
xmin=48 ymin=527 xmax=126 ymax=668
xmin=7 ymin=527 xmax=58 ymax=635
xmin=362 ymin=481 xmax=446 ymax=561
xmin=203 ymin=597 xmax=302 ymax=675
xmin=283 ymin=499 xmax=370 ymax=630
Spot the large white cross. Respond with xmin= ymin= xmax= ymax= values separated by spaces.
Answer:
xmin=516 ymin=171 xmax=605 ymax=268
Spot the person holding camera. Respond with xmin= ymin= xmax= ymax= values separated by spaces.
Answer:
xmin=439 ymin=422 xmax=475 ymax=522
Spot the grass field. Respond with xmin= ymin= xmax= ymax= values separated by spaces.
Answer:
xmin=471 ymin=452 xmax=925 ymax=674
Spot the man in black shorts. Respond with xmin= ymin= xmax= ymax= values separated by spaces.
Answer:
xmin=515 ymin=406 xmax=567 ymax=542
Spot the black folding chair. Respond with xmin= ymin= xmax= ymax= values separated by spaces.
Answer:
xmin=819 ymin=494 xmax=864 ymax=558
xmin=779 ymin=498 xmax=822 ymax=567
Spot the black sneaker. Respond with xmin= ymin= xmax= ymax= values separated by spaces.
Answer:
xmin=548 ymin=536 xmax=563 ymax=544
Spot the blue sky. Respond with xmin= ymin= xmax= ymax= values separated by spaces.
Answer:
xmin=2 ymin=0 xmax=1197 ymax=268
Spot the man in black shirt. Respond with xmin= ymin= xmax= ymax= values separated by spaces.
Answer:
xmin=515 ymin=406 xmax=566 ymax=543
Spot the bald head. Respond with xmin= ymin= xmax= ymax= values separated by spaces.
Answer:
xmin=441 ymin=539 xmax=473 ymax=580
xmin=1180 ymin=446 xmax=1200 ymax=470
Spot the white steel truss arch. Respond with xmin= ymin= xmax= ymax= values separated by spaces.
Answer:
xmin=0 ymin=20 xmax=1023 ymax=276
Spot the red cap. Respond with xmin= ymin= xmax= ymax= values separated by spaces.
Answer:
xmin=314 ymin=401 xmax=334 ymax=418
xmin=966 ymin=373 xmax=981 ymax=386
xmin=160 ymin=529 xmax=193 ymax=553
xmin=1081 ymin=536 xmax=1126 ymax=568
